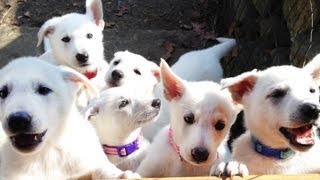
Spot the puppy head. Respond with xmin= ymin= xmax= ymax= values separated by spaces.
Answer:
xmin=84 ymin=84 xmax=161 ymax=143
xmin=160 ymin=59 xmax=240 ymax=165
xmin=0 ymin=57 xmax=95 ymax=154
xmin=37 ymin=0 xmax=105 ymax=74
xmin=105 ymin=51 xmax=160 ymax=88
xmin=222 ymin=64 xmax=320 ymax=152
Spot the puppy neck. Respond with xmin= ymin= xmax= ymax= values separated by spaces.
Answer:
xmin=100 ymin=128 xmax=142 ymax=147
xmin=251 ymin=136 xmax=295 ymax=160
xmin=168 ymin=127 xmax=183 ymax=161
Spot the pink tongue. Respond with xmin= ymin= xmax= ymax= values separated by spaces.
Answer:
xmin=294 ymin=128 xmax=315 ymax=145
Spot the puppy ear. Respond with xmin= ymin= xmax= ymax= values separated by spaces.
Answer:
xmin=303 ymin=54 xmax=320 ymax=82
xmin=152 ymin=68 xmax=160 ymax=82
xmin=82 ymin=102 xmax=100 ymax=121
xmin=86 ymin=0 xmax=105 ymax=29
xmin=60 ymin=66 xmax=98 ymax=97
xmin=160 ymin=58 xmax=185 ymax=101
xmin=221 ymin=69 xmax=257 ymax=104
xmin=37 ymin=17 xmax=60 ymax=47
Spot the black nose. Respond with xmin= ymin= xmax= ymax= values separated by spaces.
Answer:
xmin=151 ymin=99 xmax=161 ymax=108
xmin=191 ymin=147 xmax=209 ymax=163
xmin=76 ymin=53 xmax=89 ymax=64
xmin=111 ymin=70 xmax=124 ymax=82
xmin=300 ymin=103 xmax=320 ymax=121
xmin=7 ymin=111 xmax=32 ymax=133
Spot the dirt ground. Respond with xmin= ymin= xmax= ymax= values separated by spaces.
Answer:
xmin=0 ymin=0 xmax=225 ymax=66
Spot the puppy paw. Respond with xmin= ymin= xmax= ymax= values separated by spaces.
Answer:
xmin=210 ymin=161 xmax=248 ymax=177
xmin=119 ymin=170 xmax=141 ymax=179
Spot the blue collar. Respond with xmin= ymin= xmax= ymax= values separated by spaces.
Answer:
xmin=251 ymin=136 xmax=295 ymax=159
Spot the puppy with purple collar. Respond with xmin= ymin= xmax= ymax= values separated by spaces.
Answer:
xmin=82 ymin=83 xmax=161 ymax=171
xmin=211 ymin=58 xmax=320 ymax=176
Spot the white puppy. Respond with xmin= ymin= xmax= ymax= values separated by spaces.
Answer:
xmin=142 ymin=37 xmax=236 ymax=141
xmin=211 ymin=60 xmax=320 ymax=175
xmin=83 ymin=84 xmax=161 ymax=171
xmin=136 ymin=60 xmax=240 ymax=177
xmin=171 ymin=37 xmax=236 ymax=82
xmin=37 ymin=0 xmax=108 ymax=90
xmin=0 ymin=57 xmax=139 ymax=179
xmin=104 ymin=50 xmax=160 ymax=89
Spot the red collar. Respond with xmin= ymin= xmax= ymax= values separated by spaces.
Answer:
xmin=83 ymin=68 xmax=98 ymax=79
xmin=168 ymin=127 xmax=183 ymax=161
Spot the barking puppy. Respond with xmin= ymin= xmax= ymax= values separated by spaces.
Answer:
xmin=0 ymin=57 xmax=139 ymax=179
xmin=171 ymin=37 xmax=236 ymax=82
xmin=104 ymin=50 xmax=160 ymax=89
xmin=211 ymin=61 xmax=320 ymax=176
xmin=136 ymin=59 xmax=240 ymax=177
xmin=37 ymin=0 xmax=108 ymax=90
xmin=83 ymin=84 xmax=161 ymax=171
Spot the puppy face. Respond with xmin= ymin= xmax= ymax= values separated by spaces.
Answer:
xmin=222 ymin=65 xmax=320 ymax=152
xmin=85 ymin=85 xmax=161 ymax=142
xmin=160 ymin=60 xmax=239 ymax=166
xmin=0 ymin=57 xmax=94 ymax=154
xmin=37 ymin=0 xmax=105 ymax=74
xmin=105 ymin=51 xmax=160 ymax=88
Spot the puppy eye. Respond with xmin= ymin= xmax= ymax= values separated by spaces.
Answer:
xmin=61 ymin=36 xmax=71 ymax=43
xmin=37 ymin=85 xmax=52 ymax=96
xmin=134 ymin=69 xmax=141 ymax=75
xmin=214 ymin=120 xmax=225 ymax=131
xmin=86 ymin=33 xmax=93 ymax=39
xmin=310 ymin=88 xmax=316 ymax=93
xmin=268 ymin=89 xmax=287 ymax=99
xmin=113 ymin=60 xmax=120 ymax=66
xmin=0 ymin=86 xmax=9 ymax=99
xmin=184 ymin=113 xmax=195 ymax=125
xmin=119 ymin=99 xmax=129 ymax=108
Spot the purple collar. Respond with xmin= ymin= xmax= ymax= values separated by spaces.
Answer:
xmin=102 ymin=135 xmax=143 ymax=157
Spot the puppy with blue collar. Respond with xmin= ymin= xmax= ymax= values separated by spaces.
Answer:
xmin=211 ymin=58 xmax=320 ymax=175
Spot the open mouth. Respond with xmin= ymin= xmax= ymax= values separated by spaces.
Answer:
xmin=107 ymin=79 xmax=120 ymax=88
xmin=10 ymin=130 xmax=47 ymax=153
xmin=279 ymin=124 xmax=315 ymax=150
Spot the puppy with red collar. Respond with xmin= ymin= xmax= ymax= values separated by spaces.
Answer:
xmin=37 ymin=0 xmax=108 ymax=91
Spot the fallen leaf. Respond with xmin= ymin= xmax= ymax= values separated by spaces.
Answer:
xmin=105 ymin=21 xmax=115 ymax=28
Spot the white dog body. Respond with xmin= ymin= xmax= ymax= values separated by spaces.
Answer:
xmin=211 ymin=62 xmax=320 ymax=175
xmin=0 ymin=57 xmax=137 ymax=179
xmin=37 ymin=0 xmax=108 ymax=91
xmin=171 ymin=37 xmax=236 ymax=82
xmin=83 ymin=85 xmax=161 ymax=171
xmin=137 ymin=60 xmax=240 ymax=177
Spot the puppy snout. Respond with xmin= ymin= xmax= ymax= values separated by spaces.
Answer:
xmin=7 ymin=111 xmax=32 ymax=133
xmin=151 ymin=99 xmax=161 ymax=109
xmin=299 ymin=103 xmax=320 ymax=121
xmin=76 ymin=53 xmax=89 ymax=64
xmin=191 ymin=147 xmax=209 ymax=163
xmin=111 ymin=70 xmax=124 ymax=81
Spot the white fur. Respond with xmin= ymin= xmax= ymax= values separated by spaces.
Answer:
xmin=104 ymin=50 xmax=160 ymax=89
xmin=211 ymin=60 xmax=320 ymax=175
xmin=37 ymin=0 xmax=108 ymax=91
xmin=83 ymin=84 xmax=160 ymax=171
xmin=0 ymin=57 xmax=139 ymax=179
xmin=137 ymin=60 xmax=240 ymax=177
xmin=171 ymin=37 xmax=236 ymax=82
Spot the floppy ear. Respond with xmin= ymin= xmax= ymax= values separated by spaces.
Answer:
xmin=37 ymin=17 xmax=60 ymax=47
xmin=60 ymin=66 xmax=98 ymax=98
xmin=160 ymin=58 xmax=185 ymax=101
xmin=86 ymin=0 xmax=105 ymax=29
xmin=81 ymin=101 xmax=100 ymax=121
xmin=220 ymin=69 xmax=257 ymax=104
xmin=303 ymin=54 xmax=320 ymax=82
